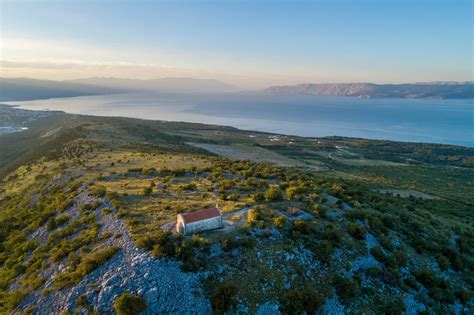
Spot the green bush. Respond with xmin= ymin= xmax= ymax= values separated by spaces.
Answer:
xmin=312 ymin=204 xmax=326 ymax=217
xmin=114 ymin=293 xmax=147 ymax=315
xmin=143 ymin=186 xmax=152 ymax=196
xmin=333 ymin=275 xmax=358 ymax=302
xmin=252 ymin=191 xmax=265 ymax=202
xmin=279 ymin=287 xmax=324 ymax=314
xmin=227 ymin=193 xmax=240 ymax=201
xmin=54 ymin=246 xmax=119 ymax=289
xmin=455 ymin=288 xmax=472 ymax=304
xmin=211 ymin=282 xmax=238 ymax=315
xmin=312 ymin=240 xmax=334 ymax=264
xmin=265 ymin=187 xmax=283 ymax=201
xmin=286 ymin=187 xmax=298 ymax=200
xmin=180 ymin=182 xmax=197 ymax=191
xmin=370 ymin=246 xmax=386 ymax=263
xmin=247 ymin=208 xmax=262 ymax=224
xmin=348 ymin=223 xmax=366 ymax=240
xmin=381 ymin=298 xmax=405 ymax=315
xmin=90 ymin=185 xmax=107 ymax=198
xmin=323 ymin=226 xmax=344 ymax=245
xmin=60 ymin=199 xmax=75 ymax=211
xmin=292 ymin=220 xmax=309 ymax=234
xmin=46 ymin=217 xmax=58 ymax=231
xmin=274 ymin=215 xmax=287 ymax=229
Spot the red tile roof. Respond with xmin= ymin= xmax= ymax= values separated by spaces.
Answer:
xmin=181 ymin=207 xmax=221 ymax=224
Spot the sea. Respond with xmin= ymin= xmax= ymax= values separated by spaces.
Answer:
xmin=5 ymin=92 xmax=474 ymax=147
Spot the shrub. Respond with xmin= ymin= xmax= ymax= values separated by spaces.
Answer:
xmin=455 ymin=288 xmax=472 ymax=304
xmin=286 ymin=187 xmax=298 ymax=200
xmin=76 ymin=294 xmax=91 ymax=309
xmin=320 ymin=226 xmax=341 ymax=244
xmin=228 ymin=193 xmax=240 ymax=201
xmin=141 ymin=168 xmax=156 ymax=176
xmin=368 ymin=215 xmax=385 ymax=235
xmin=90 ymin=185 xmax=107 ymax=198
xmin=279 ymin=288 xmax=324 ymax=314
xmin=438 ymin=255 xmax=450 ymax=271
xmin=403 ymin=277 xmax=418 ymax=289
xmin=292 ymin=220 xmax=309 ymax=234
xmin=247 ymin=208 xmax=262 ymax=224
xmin=413 ymin=268 xmax=445 ymax=291
xmin=217 ymin=179 xmax=233 ymax=190
xmin=382 ymin=298 xmax=405 ymax=315
xmin=370 ymin=246 xmax=386 ymax=263
xmin=221 ymin=237 xmax=238 ymax=252
xmin=312 ymin=204 xmax=326 ymax=217
xmin=312 ymin=240 xmax=334 ymax=264
xmin=265 ymin=187 xmax=283 ymax=201
xmin=128 ymin=167 xmax=143 ymax=173
xmin=138 ymin=231 xmax=173 ymax=252
xmin=348 ymin=223 xmax=366 ymax=240
xmin=180 ymin=182 xmax=197 ymax=191
xmin=46 ymin=217 xmax=58 ymax=231
xmin=252 ymin=191 xmax=265 ymax=202
xmin=55 ymin=214 xmax=69 ymax=226
xmin=394 ymin=250 xmax=407 ymax=267
xmin=379 ymin=235 xmax=393 ymax=251
xmin=143 ymin=186 xmax=152 ymax=196
xmin=274 ymin=215 xmax=287 ymax=229
xmin=60 ymin=199 xmax=74 ymax=211
xmin=114 ymin=293 xmax=147 ymax=315
xmin=333 ymin=275 xmax=358 ymax=302
xmin=211 ymin=282 xmax=238 ymax=315
xmin=54 ymin=246 xmax=119 ymax=289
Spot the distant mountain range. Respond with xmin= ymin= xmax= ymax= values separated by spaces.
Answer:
xmin=68 ymin=77 xmax=239 ymax=94
xmin=1 ymin=78 xmax=473 ymax=102
xmin=0 ymin=77 xmax=239 ymax=101
xmin=0 ymin=78 xmax=125 ymax=102
xmin=264 ymin=82 xmax=474 ymax=99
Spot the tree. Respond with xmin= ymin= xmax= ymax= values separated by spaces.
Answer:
xmin=265 ymin=187 xmax=283 ymax=201
xmin=274 ymin=215 xmax=287 ymax=229
xmin=114 ymin=293 xmax=147 ymax=315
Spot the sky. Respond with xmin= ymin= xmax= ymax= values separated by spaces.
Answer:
xmin=0 ymin=0 xmax=472 ymax=89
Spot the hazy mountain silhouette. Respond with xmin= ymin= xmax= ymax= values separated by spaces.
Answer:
xmin=265 ymin=82 xmax=474 ymax=99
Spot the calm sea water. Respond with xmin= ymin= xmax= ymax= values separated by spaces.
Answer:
xmin=6 ymin=92 xmax=474 ymax=147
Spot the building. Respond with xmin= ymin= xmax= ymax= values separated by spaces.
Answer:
xmin=176 ymin=205 xmax=223 ymax=235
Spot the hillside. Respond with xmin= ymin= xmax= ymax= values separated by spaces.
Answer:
xmin=0 ymin=105 xmax=473 ymax=314
xmin=265 ymin=82 xmax=474 ymax=99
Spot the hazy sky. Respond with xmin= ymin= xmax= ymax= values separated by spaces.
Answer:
xmin=1 ymin=0 xmax=472 ymax=88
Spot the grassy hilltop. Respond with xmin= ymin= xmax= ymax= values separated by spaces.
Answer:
xmin=0 ymin=105 xmax=473 ymax=314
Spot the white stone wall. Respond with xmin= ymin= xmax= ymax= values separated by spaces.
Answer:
xmin=184 ymin=216 xmax=222 ymax=235
xmin=176 ymin=215 xmax=186 ymax=234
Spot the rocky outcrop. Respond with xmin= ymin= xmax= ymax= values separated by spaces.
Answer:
xmin=19 ymin=198 xmax=211 ymax=314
